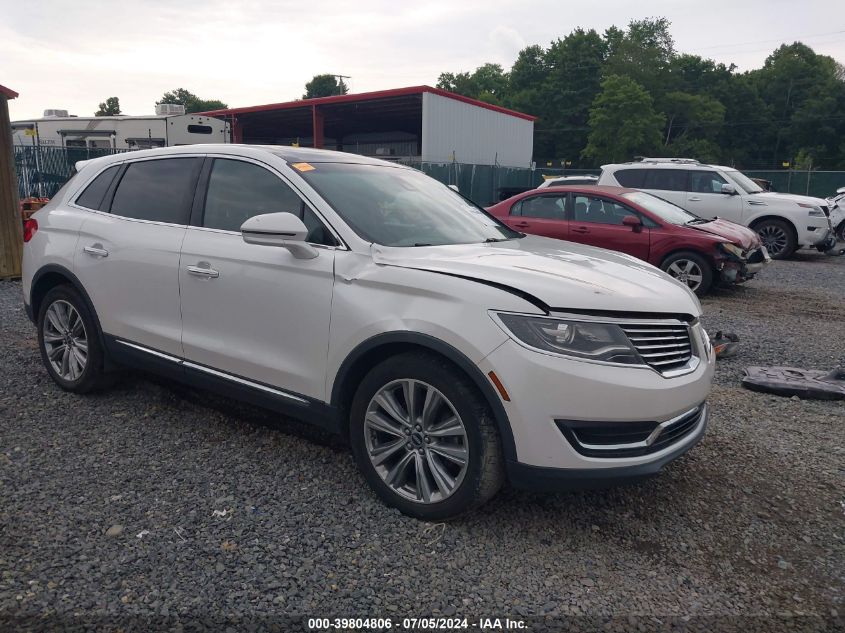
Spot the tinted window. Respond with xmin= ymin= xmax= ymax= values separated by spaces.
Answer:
xmin=643 ymin=169 xmax=688 ymax=191
xmin=572 ymin=195 xmax=635 ymax=226
xmin=513 ymin=195 xmax=566 ymax=220
xmin=75 ymin=165 xmax=120 ymax=210
xmin=111 ymin=158 xmax=201 ymax=223
xmin=614 ymin=169 xmax=646 ymax=188
xmin=203 ymin=159 xmax=336 ymax=246
xmin=689 ymin=170 xmax=728 ymax=193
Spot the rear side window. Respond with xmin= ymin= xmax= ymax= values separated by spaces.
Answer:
xmin=643 ymin=169 xmax=688 ymax=191
xmin=75 ymin=165 xmax=120 ymax=210
xmin=512 ymin=195 xmax=566 ymax=220
xmin=110 ymin=158 xmax=201 ymax=224
xmin=614 ymin=169 xmax=646 ymax=188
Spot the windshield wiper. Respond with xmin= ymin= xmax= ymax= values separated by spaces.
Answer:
xmin=484 ymin=237 xmax=511 ymax=243
xmin=686 ymin=218 xmax=712 ymax=225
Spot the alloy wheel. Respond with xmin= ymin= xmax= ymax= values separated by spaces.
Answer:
xmin=758 ymin=225 xmax=788 ymax=257
xmin=43 ymin=300 xmax=88 ymax=381
xmin=364 ymin=379 xmax=469 ymax=504
xmin=666 ymin=259 xmax=704 ymax=292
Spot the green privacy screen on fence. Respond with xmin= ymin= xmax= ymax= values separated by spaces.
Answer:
xmin=13 ymin=146 xmax=845 ymax=206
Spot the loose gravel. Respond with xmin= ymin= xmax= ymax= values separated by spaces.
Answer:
xmin=1 ymin=249 xmax=843 ymax=632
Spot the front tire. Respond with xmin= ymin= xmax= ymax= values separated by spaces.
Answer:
xmin=349 ymin=352 xmax=504 ymax=520
xmin=661 ymin=251 xmax=713 ymax=296
xmin=37 ymin=285 xmax=109 ymax=393
xmin=754 ymin=218 xmax=797 ymax=259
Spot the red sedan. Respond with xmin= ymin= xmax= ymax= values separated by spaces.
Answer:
xmin=487 ymin=185 xmax=770 ymax=295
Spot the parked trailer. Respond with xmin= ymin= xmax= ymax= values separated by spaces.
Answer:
xmin=11 ymin=106 xmax=229 ymax=150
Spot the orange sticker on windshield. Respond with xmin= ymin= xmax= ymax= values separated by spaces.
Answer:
xmin=291 ymin=162 xmax=315 ymax=172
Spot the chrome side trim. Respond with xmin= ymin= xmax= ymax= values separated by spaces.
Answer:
xmin=115 ymin=339 xmax=182 ymax=363
xmin=574 ymin=405 xmax=706 ymax=452
xmin=182 ymin=361 xmax=309 ymax=403
xmin=114 ymin=339 xmax=308 ymax=404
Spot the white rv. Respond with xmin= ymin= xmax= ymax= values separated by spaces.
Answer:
xmin=12 ymin=104 xmax=230 ymax=149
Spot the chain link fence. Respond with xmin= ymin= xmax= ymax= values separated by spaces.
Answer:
xmin=13 ymin=147 xmax=845 ymax=207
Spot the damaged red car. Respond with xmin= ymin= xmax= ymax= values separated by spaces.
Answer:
xmin=487 ymin=185 xmax=770 ymax=296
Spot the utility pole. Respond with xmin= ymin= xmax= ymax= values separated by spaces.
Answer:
xmin=333 ymin=75 xmax=351 ymax=95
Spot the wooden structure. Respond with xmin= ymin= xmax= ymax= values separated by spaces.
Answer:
xmin=1 ymin=84 xmax=22 ymax=279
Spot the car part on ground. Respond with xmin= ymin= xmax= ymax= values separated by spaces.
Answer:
xmin=21 ymin=144 xmax=715 ymax=520
xmin=709 ymin=331 xmax=740 ymax=359
xmin=742 ymin=366 xmax=845 ymax=400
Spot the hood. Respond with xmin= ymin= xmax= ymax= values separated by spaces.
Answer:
xmin=689 ymin=218 xmax=760 ymax=250
xmin=372 ymin=235 xmax=701 ymax=316
xmin=750 ymin=191 xmax=827 ymax=207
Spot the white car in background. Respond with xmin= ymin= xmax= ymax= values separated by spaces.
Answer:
xmin=537 ymin=175 xmax=599 ymax=189
xmin=21 ymin=145 xmax=714 ymax=520
xmin=598 ymin=158 xmax=836 ymax=259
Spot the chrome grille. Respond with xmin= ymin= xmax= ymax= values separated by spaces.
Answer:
xmin=621 ymin=323 xmax=693 ymax=373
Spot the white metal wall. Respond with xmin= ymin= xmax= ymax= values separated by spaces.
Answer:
xmin=421 ymin=92 xmax=533 ymax=167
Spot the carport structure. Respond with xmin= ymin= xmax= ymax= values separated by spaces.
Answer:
xmin=201 ymin=86 xmax=535 ymax=166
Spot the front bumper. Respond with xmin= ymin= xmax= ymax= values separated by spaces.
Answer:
xmin=508 ymin=406 xmax=708 ymax=490
xmin=479 ymin=324 xmax=714 ymax=481
xmin=718 ymin=246 xmax=770 ymax=284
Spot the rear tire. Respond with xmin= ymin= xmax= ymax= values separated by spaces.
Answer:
xmin=349 ymin=351 xmax=504 ymax=520
xmin=37 ymin=285 xmax=110 ymax=393
xmin=754 ymin=218 xmax=797 ymax=259
xmin=661 ymin=251 xmax=713 ymax=296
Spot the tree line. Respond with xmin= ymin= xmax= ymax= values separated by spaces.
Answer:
xmin=437 ymin=18 xmax=845 ymax=169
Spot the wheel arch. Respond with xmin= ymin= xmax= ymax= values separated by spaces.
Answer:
xmin=330 ymin=332 xmax=517 ymax=463
xmin=29 ymin=265 xmax=110 ymax=363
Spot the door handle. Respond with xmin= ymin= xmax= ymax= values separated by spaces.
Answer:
xmin=187 ymin=264 xmax=219 ymax=279
xmin=571 ymin=227 xmax=590 ymax=234
xmin=688 ymin=196 xmax=702 ymax=201
xmin=513 ymin=222 xmax=530 ymax=228
xmin=83 ymin=245 xmax=109 ymax=257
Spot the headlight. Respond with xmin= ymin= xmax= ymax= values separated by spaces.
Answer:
xmin=798 ymin=203 xmax=825 ymax=217
xmin=719 ymin=242 xmax=745 ymax=258
xmin=495 ymin=313 xmax=642 ymax=365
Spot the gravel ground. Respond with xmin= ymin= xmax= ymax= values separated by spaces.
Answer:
xmin=1 ymin=250 xmax=843 ymax=632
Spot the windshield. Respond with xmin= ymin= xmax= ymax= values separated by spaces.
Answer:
xmin=723 ymin=170 xmax=764 ymax=194
xmin=621 ymin=191 xmax=702 ymax=225
xmin=290 ymin=162 xmax=520 ymax=247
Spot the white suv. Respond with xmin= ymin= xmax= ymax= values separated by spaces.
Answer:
xmin=22 ymin=145 xmax=714 ymax=519
xmin=598 ymin=158 xmax=835 ymax=259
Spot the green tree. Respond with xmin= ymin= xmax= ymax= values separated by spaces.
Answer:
xmin=437 ymin=64 xmax=509 ymax=104
xmin=303 ymin=74 xmax=349 ymax=99
xmin=583 ymin=75 xmax=665 ymax=164
xmin=603 ymin=17 xmax=674 ymax=94
xmin=95 ymin=97 xmax=121 ymax=116
xmin=158 ymin=88 xmax=227 ymax=113
xmin=661 ymin=91 xmax=725 ymax=145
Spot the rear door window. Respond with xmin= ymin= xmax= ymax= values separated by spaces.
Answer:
xmin=110 ymin=158 xmax=202 ymax=224
xmin=643 ymin=169 xmax=688 ymax=191
xmin=75 ymin=165 xmax=120 ymax=210
xmin=512 ymin=195 xmax=566 ymax=220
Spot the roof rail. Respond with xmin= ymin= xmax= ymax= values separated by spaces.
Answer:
xmin=635 ymin=157 xmax=701 ymax=165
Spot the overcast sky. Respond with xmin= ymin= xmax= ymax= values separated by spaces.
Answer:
xmin=3 ymin=0 xmax=844 ymax=120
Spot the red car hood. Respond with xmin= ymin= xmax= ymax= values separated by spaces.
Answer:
xmin=688 ymin=219 xmax=760 ymax=250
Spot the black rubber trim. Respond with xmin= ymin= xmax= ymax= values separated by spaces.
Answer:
xmin=406 ymin=270 xmax=550 ymax=314
xmin=103 ymin=335 xmax=341 ymax=434
xmin=331 ymin=331 xmax=517 ymax=463
xmin=507 ymin=408 xmax=708 ymax=491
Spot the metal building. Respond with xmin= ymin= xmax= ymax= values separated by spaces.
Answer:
xmin=201 ymin=86 xmax=535 ymax=167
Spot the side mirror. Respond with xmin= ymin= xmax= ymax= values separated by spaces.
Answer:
xmin=240 ymin=212 xmax=318 ymax=259
xmin=720 ymin=183 xmax=736 ymax=195
xmin=448 ymin=184 xmax=460 ymax=192
xmin=622 ymin=215 xmax=643 ymax=233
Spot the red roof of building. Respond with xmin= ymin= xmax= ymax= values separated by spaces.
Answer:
xmin=0 ymin=84 xmax=19 ymax=100
xmin=200 ymin=85 xmax=536 ymax=121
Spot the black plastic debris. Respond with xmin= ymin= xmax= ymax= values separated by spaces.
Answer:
xmin=742 ymin=366 xmax=845 ymax=400
xmin=711 ymin=331 xmax=740 ymax=359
